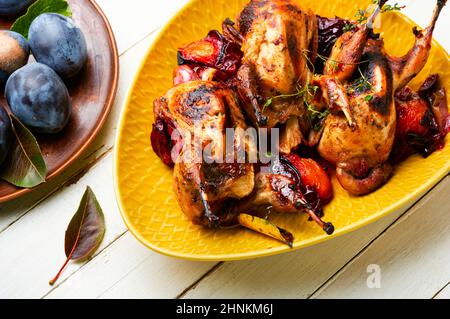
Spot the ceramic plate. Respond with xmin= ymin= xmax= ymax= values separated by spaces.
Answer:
xmin=114 ymin=0 xmax=449 ymax=261
xmin=0 ymin=0 xmax=119 ymax=202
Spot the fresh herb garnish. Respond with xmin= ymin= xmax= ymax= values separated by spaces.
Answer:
xmin=365 ymin=94 xmax=374 ymax=102
xmin=343 ymin=23 xmax=357 ymax=32
xmin=355 ymin=1 xmax=404 ymax=25
xmin=262 ymin=98 xmax=273 ymax=112
xmin=262 ymin=80 xmax=329 ymax=131
xmin=307 ymin=101 xmax=330 ymax=130
xmin=380 ymin=2 xmax=404 ymax=12
xmin=355 ymin=8 xmax=369 ymax=24
xmin=262 ymin=83 xmax=318 ymax=112
xmin=303 ymin=49 xmax=369 ymax=71
xmin=349 ymin=67 xmax=373 ymax=94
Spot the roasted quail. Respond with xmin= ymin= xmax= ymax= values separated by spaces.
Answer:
xmin=317 ymin=0 xmax=447 ymax=195
xmin=150 ymin=0 xmax=449 ymax=246
xmin=234 ymin=0 xmax=319 ymax=154
xmin=153 ymin=81 xmax=255 ymax=227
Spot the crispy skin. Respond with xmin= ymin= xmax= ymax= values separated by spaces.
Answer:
xmin=388 ymin=0 xmax=447 ymax=91
xmin=154 ymin=81 xmax=255 ymax=226
xmin=318 ymin=41 xmax=395 ymax=195
xmin=316 ymin=0 xmax=446 ymax=195
xmin=236 ymin=0 xmax=318 ymax=130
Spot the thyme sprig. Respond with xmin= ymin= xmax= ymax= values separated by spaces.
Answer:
xmin=262 ymin=83 xmax=318 ymax=112
xmin=262 ymin=81 xmax=329 ymax=131
xmin=365 ymin=94 xmax=374 ymax=102
xmin=343 ymin=23 xmax=357 ymax=32
xmin=307 ymin=102 xmax=329 ymax=118
xmin=356 ymin=1 xmax=405 ymax=25
xmin=303 ymin=49 xmax=370 ymax=71
xmin=348 ymin=67 xmax=373 ymax=94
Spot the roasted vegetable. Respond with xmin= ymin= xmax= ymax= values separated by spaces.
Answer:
xmin=391 ymin=75 xmax=449 ymax=163
xmin=177 ymin=30 xmax=243 ymax=77
xmin=284 ymin=154 xmax=333 ymax=204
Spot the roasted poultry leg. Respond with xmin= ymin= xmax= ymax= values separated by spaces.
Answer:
xmin=318 ymin=0 xmax=446 ymax=195
xmin=234 ymin=0 xmax=318 ymax=155
xmin=309 ymin=0 xmax=387 ymax=128
xmin=153 ymin=81 xmax=255 ymax=227
xmin=234 ymin=154 xmax=335 ymax=236
xmin=323 ymin=0 xmax=388 ymax=82
xmin=388 ymin=0 xmax=447 ymax=91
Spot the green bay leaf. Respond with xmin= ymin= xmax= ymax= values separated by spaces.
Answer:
xmin=1 ymin=114 xmax=47 ymax=188
xmin=10 ymin=0 xmax=72 ymax=39
xmin=49 ymin=187 xmax=105 ymax=285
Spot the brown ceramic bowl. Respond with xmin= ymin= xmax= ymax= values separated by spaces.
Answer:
xmin=0 ymin=0 xmax=119 ymax=202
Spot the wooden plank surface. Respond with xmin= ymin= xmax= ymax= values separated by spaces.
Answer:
xmin=181 ymin=208 xmax=408 ymax=299
xmin=179 ymin=177 xmax=447 ymax=299
xmin=95 ymin=0 xmax=190 ymax=54
xmin=311 ymin=177 xmax=450 ymax=299
xmin=0 ymin=0 xmax=449 ymax=299
xmin=45 ymin=232 xmax=216 ymax=299
xmin=434 ymin=283 xmax=450 ymax=299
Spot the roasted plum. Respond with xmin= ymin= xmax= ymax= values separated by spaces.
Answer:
xmin=177 ymin=30 xmax=243 ymax=79
xmin=284 ymin=154 xmax=333 ymax=204
xmin=0 ymin=30 xmax=30 ymax=89
xmin=5 ymin=63 xmax=71 ymax=134
xmin=391 ymin=75 xmax=449 ymax=163
xmin=172 ymin=65 xmax=200 ymax=86
xmin=418 ymin=74 xmax=450 ymax=136
xmin=29 ymin=13 xmax=88 ymax=79
xmin=150 ymin=115 xmax=180 ymax=167
xmin=241 ymin=153 xmax=335 ymax=235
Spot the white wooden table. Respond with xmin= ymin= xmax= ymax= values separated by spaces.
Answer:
xmin=0 ymin=0 xmax=449 ymax=299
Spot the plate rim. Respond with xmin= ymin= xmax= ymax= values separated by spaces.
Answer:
xmin=0 ymin=0 xmax=120 ymax=203
xmin=113 ymin=0 xmax=450 ymax=261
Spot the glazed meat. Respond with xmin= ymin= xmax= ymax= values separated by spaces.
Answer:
xmin=317 ymin=0 xmax=446 ymax=195
xmin=150 ymin=0 xmax=448 ymax=246
xmin=234 ymin=153 xmax=335 ymax=235
xmin=318 ymin=40 xmax=395 ymax=195
xmin=153 ymin=81 xmax=255 ymax=227
xmin=235 ymin=0 xmax=318 ymax=134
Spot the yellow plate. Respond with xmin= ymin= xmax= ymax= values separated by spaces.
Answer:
xmin=114 ymin=0 xmax=450 ymax=261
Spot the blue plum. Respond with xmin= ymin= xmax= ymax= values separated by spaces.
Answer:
xmin=29 ymin=13 xmax=88 ymax=79
xmin=0 ymin=105 xmax=12 ymax=166
xmin=0 ymin=0 xmax=34 ymax=16
xmin=0 ymin=30 xmax=30 ymax=89
xmin=5 ymin=63 xmax=71 ymax=134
